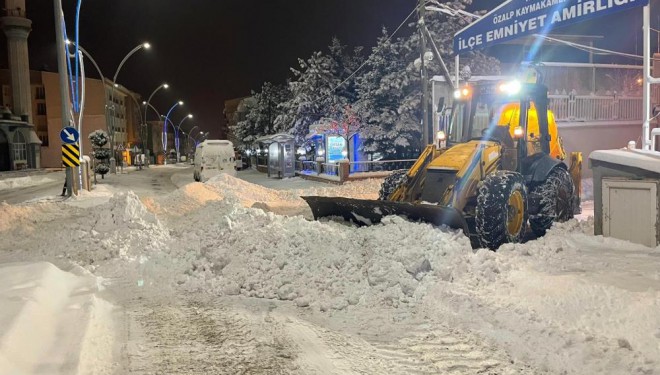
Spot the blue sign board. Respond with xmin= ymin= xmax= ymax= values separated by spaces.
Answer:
xmin=454 ymin=0 xmax=649 ymax=54
xmin=60 ymin=127 xmax=79 ymax=144
xmin=326 ymin=136 xmax=347 ymax=162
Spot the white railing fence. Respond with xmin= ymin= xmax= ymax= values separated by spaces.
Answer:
xmin=548 ymin=93 xmax=643 ymax=122
xmin=348 ymin=159 xmax=416 ymax=174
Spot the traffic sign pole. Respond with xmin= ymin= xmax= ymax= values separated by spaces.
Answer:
xmin=54 ymin=0 xmax=73 ymax=198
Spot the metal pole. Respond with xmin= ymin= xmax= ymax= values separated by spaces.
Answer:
xmin=644 ymin=5 xmax=652 ymax=150
xmin=418 ymin=0 xmax=429 ymax=147
xmin=455 ymin=55 xmax=460 ymax=88
xmin=54 ymin=0 xmax=72 ymax=197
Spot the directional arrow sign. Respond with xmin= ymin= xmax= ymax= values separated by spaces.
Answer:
xmin=454 ymin=0 xmax=649 ymax=54
xmin=60 ymin=127 xmax=80 ymax=144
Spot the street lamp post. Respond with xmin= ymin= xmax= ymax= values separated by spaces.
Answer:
xmin=162 ymin=100 xmax=183 ymax=164
xmin=142 ymin=83 xmax=168 ymax=160
xmin=187 ymin=125 xmax=199 ymax=157
xmin=175 ymin=114 xmax=193 ymax=162
xmin=108 ymin=42 xmax=151 ymax=173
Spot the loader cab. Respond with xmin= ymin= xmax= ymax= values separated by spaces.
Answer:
xmin=443 ymin=81 xmax=559 ymax=159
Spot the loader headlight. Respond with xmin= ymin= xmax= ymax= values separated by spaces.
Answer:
xmin=437 ymin=131 xmax=447 ymax=149
xmin=498 ymin=80 xmax=522 ymax=95
xmin=453 ymin=87 xmax=471 ymax=99
xmin=513 ymin=126 xmax=525 ymax=139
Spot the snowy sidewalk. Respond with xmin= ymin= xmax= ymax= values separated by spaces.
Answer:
xmin=0 ymin=170 xmax=63 ymax=191
xmin=0 ymin=262 xmax=116 ymax=375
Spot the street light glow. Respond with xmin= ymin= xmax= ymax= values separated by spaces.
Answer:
xmin=143 ymin=42 xmax=151 ymax=49
xmin=163 ymin=84 xmax=169 ymax=89
xmin=178 ymin=101 xmax=184 ymax=105
xmin=187 ymin=114 xmax=193 ymax=118
xmin=142 ymin=101 xmax=147 ymax=105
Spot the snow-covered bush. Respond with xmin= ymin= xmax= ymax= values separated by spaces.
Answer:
xmin=94 ymin=164 xmax=109 ymax=175
xmin=93 ymin=148 xmax=110 ymax=160
xmin=90 ymin=129 xmax=110 ymax=179
xmin=88 ymin=130 xmax=109 ymax=147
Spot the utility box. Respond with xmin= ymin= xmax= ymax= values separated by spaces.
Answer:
xmin=590 ymin=149 xmax=660 ymax=248
xmin=602 ymin=178 xmax=659 ymax=247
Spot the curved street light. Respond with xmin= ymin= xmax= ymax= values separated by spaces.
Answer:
xmin=141 ymin=83 xmax=168 ymax=158
xmin=175 ymin=114 xmax=193 ymax=162
xmin=162 ymin=101 xmax=183 ymax=163
xmin=186 ymin=125 xmax=199 ymax=156
xmin=109 ymin=42 xmax=151 ymax=173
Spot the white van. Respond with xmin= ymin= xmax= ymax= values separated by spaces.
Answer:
xmin=193 ymin=140 xmax=236 ymax=182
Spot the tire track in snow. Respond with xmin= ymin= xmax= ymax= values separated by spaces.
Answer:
xmin=125 ymin=297 xmax=300 ymax=374
xmin=280 ymin=314 xmax=538 ymax=374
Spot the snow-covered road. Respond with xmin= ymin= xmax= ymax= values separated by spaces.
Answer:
xmin=0 ymin=171 xmax=658 ymax=374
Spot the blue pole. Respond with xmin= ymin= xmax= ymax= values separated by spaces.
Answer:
xmin=162 ymin=101 xmax=182 ymax=156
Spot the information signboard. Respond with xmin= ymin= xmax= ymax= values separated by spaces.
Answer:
xmin=454 ymin=0 xmax=649 ymax=54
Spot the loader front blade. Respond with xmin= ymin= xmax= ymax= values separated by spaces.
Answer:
xmin=301 ymin=196 xmax=469 ymax=233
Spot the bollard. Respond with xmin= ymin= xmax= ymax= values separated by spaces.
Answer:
xmin=339 ymin=161 xmax=350 ymax=182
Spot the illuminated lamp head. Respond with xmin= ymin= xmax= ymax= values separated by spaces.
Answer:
xmin=498 ymin=80 xmax=522 ymax=95
xmin=513 ymin=126 xmax=524 ymax=139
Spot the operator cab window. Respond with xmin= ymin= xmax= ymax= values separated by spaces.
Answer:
xmin=471 ymin=102 xmax=491 ymax=138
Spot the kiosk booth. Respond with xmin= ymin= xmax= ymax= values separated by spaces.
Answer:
xmin=256 ymin=133 xmax=296 ymax=178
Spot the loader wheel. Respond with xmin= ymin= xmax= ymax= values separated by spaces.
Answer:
xmin=378 ymin=169 xmax=409 ymax=200
xmin=529 ymin=167 xmax=574 ymax=237
xmin=476 ymin=171 xmax=528 ymax=250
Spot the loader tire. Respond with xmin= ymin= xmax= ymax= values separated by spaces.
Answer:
xmin=529 ymin=167 xmax=574 ymax=237
xmin=476 ymin=171 xmax=528 ymax=250
xmin=378 ymin=169 xmax=409 ymax=200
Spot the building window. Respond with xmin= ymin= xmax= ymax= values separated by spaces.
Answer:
xmin=39 ymin=134 xmax=49 ymax=147
xmin=12 ymin=132 xmax=26 ymax=161
xmin=37 ymin=103 xmax=47 ymax=116
xmin=35 ymin=86 xmax=46 ymax=100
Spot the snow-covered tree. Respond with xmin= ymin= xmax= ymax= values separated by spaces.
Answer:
xmin=231 ymin=83 xmax=292 ymax=148
xmin=354 ymin=3 xmax=501 ymax=157
xmin=231 ymin=96 xmax=259 ymax=146
xmin=422 ymin=3 xmax=501 ymax=76
xmin=355 ymin=28 xmax=422 ymax=157
xmin=276 ymin=38 xmax=364 ymax=143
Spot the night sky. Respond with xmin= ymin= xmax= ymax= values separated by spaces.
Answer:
xmin=3 ymin=0 xmax=656 ymax=137
xmin=17 ymin=0 xmax=413 ymax=138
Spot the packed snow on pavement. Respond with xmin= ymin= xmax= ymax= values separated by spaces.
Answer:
xmin=0 ymin=173 xmax=659 ymax=374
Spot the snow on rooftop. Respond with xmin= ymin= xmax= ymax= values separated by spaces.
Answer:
xmin=590 ymin=148 xmax=660 ymax=174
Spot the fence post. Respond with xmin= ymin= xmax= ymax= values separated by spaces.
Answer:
xmin=568 ymin=89 xmax=577 ymax=121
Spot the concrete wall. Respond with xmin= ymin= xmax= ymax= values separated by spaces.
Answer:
xmin=558 ymin=121 xmax=651 ymax=178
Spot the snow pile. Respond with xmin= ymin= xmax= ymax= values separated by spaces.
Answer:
xmin=142 ymin=182 xmax=225 ymax=216
xmin=145 ymin=174 xmax=381 ymax=219
xmin=0 ymin=192 xmax=170 ymax=267
xmin=0 ymin=202 xmax=68 ymax=233
xmin=64 ymin=192 xmax=169 ymax=263
xmin=207 ymin=173 xmax=380 ymax=216
xmin=91 ymin=191 xmax=160 ymax=233
xmin=167 ymin=197 xmax=474 ymax=311
xmin=0 ymin=175 xmax=58 ymax=191
xmin=0 ymin=262 xmax=115 ymax=375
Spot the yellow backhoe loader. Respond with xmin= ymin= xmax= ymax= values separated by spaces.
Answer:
xmin=303 ymin=80 xmax=582 ymax=249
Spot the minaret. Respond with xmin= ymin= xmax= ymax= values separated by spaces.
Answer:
xmin=1 ymin=0 xmax=32 ymax=122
